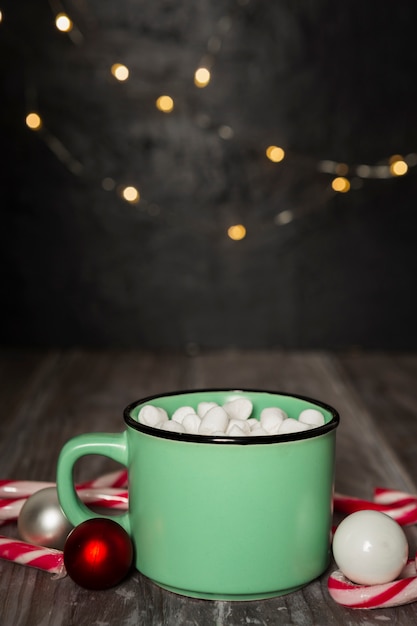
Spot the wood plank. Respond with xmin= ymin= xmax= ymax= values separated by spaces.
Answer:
xmin=337 ymin=352 xmax=417 ymax=483
xmin=0 ymin=350 xmax=58 ymax=462
xmin=1 ymin=350 xmax=417 ymax=625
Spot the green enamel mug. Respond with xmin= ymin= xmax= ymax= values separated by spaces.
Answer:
xmin=56 ymin=389 xmax=339 ymax=600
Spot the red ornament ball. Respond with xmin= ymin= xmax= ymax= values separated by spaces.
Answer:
xmin=64 ymin=518 xmax=133 ymax=590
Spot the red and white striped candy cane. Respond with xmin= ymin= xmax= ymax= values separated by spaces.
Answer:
xmin=78 ymin=469 xmax=128 ymax=490
xmin=0 ymin=535 xmax=65 ymax=578
xmin=0 ymin=480 xmax=54 ymax=498
xmin=373 ymin=487 xmax=417 ymax=506
xmin=0 ymin=488 xmax=128 ymax=523
xmin=0 ymin=469 xmax=129 ymax=577
xmin=333 ymin=492 xmax=417 ymax=526
xmin=328 ymin=558 xmax=417 ymax=609
xmin=0 ymin=468 xmax=128 ymax=499
xmin=76 ymin=487 xmax=128 ymax=510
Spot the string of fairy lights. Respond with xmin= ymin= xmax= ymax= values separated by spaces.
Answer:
xmin=2 ymin=3 xmax=416 ymax=240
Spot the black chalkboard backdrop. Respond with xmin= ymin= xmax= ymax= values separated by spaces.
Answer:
xmin=1 ymin=0 xmax=417 ymax=350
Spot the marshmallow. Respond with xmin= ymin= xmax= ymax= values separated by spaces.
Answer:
xmin=137 ymin=405 xmax=167 ymax=427
xmin=226 ymin=418 xmax=251 ymax=435
xmin=199 ymin=406 xmax=229 ymax=435
xmin=227 ymin=424 xmax=248 ymax=437
xmin=278 ymin=418 xmax=311 ymax=434
xmin=250 ymin=426 xmax=269 ymax=436
xmin=197 ymin=402 xmax=219 ymax=418
xmin=159 ymin=420 xmax=186 ymax=433
xmin=182 ymin=413 xmax=202 ymax=434
xmin=171 ymin=406 xmax=196 ymax=424
xmin=222 ymin=397 xmax=253 ymax=420
xmin=260 ymin=407 xmax=287 ymax=434
xmin=298 ymin=409 xmax=325 ymax=427
xmin=137 ymin=401 xmax=326 ymax=438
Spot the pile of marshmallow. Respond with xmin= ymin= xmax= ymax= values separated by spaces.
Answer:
xmin=136 ymin=396 xmax=325 ymax=437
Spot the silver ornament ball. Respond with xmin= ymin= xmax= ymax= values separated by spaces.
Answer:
xmin=17 ymin=486 xmax=74 ymax=550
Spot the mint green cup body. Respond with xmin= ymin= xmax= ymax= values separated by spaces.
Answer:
xmin=56 ymin=389 xmax=339 ymax=600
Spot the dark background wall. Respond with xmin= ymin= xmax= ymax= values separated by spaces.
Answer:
xmin=1 ymin=0 xmax=417 ymax=351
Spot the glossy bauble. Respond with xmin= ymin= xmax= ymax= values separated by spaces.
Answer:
xmin=18 ymin=486 xmax=74 ymax=550
xmin=332 ymin=510 xmax=408 ymax=585
xmin=64 ymin=518 xmax=133 ymax=589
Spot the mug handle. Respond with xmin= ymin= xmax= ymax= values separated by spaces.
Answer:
xmin=56 ymin=431 xmax=130 ymax=535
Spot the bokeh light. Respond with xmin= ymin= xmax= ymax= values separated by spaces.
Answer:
xmin=227 ymin=224 xmax=246 ymax=240
xmin=111 ymin=63 xmax=129 ymax=82
xmin=356 ymin=165 xmax=371 ymax=178
xmin=218 ymin=125 xmax=234 ymax=139
xmin=121 ymin=186 xmax=140 ymax=203
xmin=331 ymin=177 xmax=351 ymax=192
xmin=156 ymin=95 xmax=174 ymax=113
xmin=25 ymin=112 xmax=42 ymax=130
xmin=275 ymin=210 xmax=293 ymax=225
xmin=55 ymin=13 xmax=73 ymax=32
xmin=194 ymin=67 xmax=211 ymax=88
xmin=390 ymin=159 xmax=408 ymax=176
xmin=335 ymin=163 xmax=349 ymax=176
xmin=266 ymin=145 xmax=285 ymax=163
xmin=102 ymin=177 xmax=116 ymax=191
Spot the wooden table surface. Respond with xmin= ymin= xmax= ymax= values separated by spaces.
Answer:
xmin=1 ymin=349 xmax=417 ymax=625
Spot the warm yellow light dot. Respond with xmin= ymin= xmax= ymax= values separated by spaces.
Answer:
xmin=266 ymin=145 xmax=285 ymax=163
xmin=111 ymin=63 xmax=129 ymax=81
xmin=227 ymin=224 xmax=246 ymax=240
xmin=55 ymin=13 xmax=73 ymax=32
xmin=331 ymin=176 xmax=350 ymax=192
xmin=390 ymin=160 xmax=408 ymax=176
xmin=25 ymin=112 xmax=42 ymax=130
xmin=156 ymin=95 xmax=174 ymax=113
xmin=194 ymin=67 xmax=211 ymax=88
xmin=0 ymin=10 xmax=3 ymax=23
xmin=122 ymin=186 xmax=140 ymax=203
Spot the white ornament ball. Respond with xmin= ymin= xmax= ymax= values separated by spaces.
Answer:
xmin=17 ymin=486 xmax=74 ymax=550
xmin=332 ymin=510 xmax=408 ymax=585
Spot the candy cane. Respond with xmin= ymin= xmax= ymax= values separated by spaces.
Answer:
xmin=373 ymin=487 xmax=417 ymax=506
xmin=0 ymin=488 xmax=128 ymax=523
xmin=0 ymin=469 xmax=128 ymax=499
xmin=333 ymin=493 xmax=417 ymax=526
xmin=328 ymin=559 xmax=417 ymax=609
xmin=78 ymin=469 xmax=128 ymax=490
xmin=0 ymin=480 xmax=54 ymax=498
xmin=76 ymin=487 xmax=128 ymax=509
xmin=0 ymin=535 xmax=66 ymax=578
